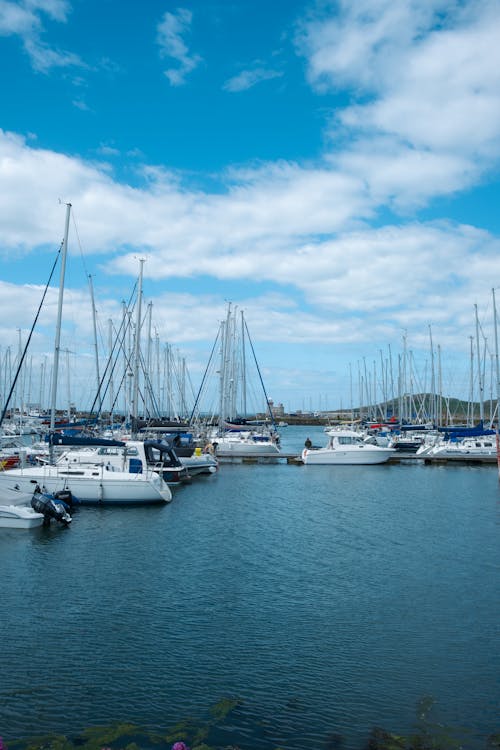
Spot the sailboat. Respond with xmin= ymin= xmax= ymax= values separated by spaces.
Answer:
xmin=192 ymin=304 xmax=281 ymax=458
xmin=0 ymin=205 xmax=172 ymax=505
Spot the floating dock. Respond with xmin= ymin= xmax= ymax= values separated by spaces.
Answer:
xmin=217 ymin=451 xmax=498 ymax=466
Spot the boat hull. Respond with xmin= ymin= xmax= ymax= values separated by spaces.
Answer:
xmin=0 ymin=466 xmax=172 ymax=504
xmin=180 ymin=455 xmax=218 ymax=475
xmin=302 ymin=448 xmax=394 ymax=465
xmin=0 ymin=505 xmax=44 ymax=528
xmin=214 ymin=439 xmax=280 ymax=457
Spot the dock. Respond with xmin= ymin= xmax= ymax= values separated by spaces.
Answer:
xmin=216 ymin=451 xmax=498 ymax=466
xmin=217 ymin=452 xmax=303 ymax=464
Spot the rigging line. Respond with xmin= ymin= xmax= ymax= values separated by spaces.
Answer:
xmin=71 ymin=208 xmax=91 ymax=279
xmin=189 ymin=325 xmax=221 ymax=424
xmin=138 ymin=348 xmax=161 ymax=419
xmin=0 ymin=244 xmax=62 ymax=429
xmin=87 ymin=281 xmax=138 ymax=418
xmin=88 ymin=309 xmax=133 ymax=418
xmin=105 ymin=313 xmax=139 ymax=419
xmin=71 ymin=210 xmax=108 ymax=359
xmin=243 ymin=318 xmax=276 ymax=428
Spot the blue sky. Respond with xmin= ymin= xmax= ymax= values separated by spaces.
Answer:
xmin=1 ymin=0 xmax=500 ymax=415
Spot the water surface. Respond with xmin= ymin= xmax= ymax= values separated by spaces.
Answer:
xmin=1 ymin=426 xmax=499 ymax=748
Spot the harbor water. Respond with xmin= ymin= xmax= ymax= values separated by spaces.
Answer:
xmin=1 ymin=426 xmax=499 ymax=749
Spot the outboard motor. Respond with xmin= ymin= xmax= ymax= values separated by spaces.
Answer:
xmin=52 ymin=489 xmax=76 ymax=508
xmin=31 ymin=491 xmax=72 ymax=526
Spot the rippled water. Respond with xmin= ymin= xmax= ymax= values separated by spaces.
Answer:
xmin=1 ymin=426 xmax=499 ymax=749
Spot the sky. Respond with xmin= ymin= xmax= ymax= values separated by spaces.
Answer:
xmin=1 ymin=0 xmax=500 ymax=416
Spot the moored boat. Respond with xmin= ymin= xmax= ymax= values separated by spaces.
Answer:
xmin=0 ymin=463 xmax=172 ymax=504
xmin=302 ymin=428 xmax=395 ymax=465
xmin=0 ymin=485 xmax=72 ymax=528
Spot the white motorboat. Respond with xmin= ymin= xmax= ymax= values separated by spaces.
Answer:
xmin=0 ymin=463 xmax=172 ymax=504
xmin=302 ymin=428 xmax=395 ymax=465
xmin=417 ymin=436 xmax=497 ymax=461
xmin=181 ymin=452 xmax=218 ymax=475
xmin=0 ymin=485 xmax=72 ymax=528
xmin=211 ymin=431 xmax=281 ymax=457
xmin=0 ymin=504 xmax=45 ymax=529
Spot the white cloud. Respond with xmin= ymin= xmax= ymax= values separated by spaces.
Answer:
xmin=223 ymin=67 xmax=284 ymax=93
xmin=3 ymin=0 xmax=500 ymax=405
xmin=0 ymin=0 xmax=82 ymax=71
xmin=157 ymin=7 xmax=201 ymax=86
xmin=0 ymin=127 xmax=497 ymax=365
xmin=297 ymin=0 xmax=500 ymax=186
xmin=0 ymin=0 xmax=39 ymax=35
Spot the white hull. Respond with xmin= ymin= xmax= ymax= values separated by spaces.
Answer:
xmin=0 ymin=504 xmax=44 ymax=528
xmin=302 ymin=428 xmax=394 ymax=465
xmin=214 ymin=437 xmax=280 ymax=457
xmin=0 ymin=465 xmax=172 ymax=504
xmin=418 ymin=436 xmax=497 ymax=460
xmin=0 ymin=485 xmax=38 ymax=507
xmin=426 ymin=447 xmax=496 ymax=460
xmin=302 ymin=447 xmax=394 ymax=465
xmin=180 ymin=455 xmax=218 ymax=475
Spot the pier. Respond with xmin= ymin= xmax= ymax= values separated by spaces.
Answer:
xmin=217 ymin=452 xmax=303 ymax=464
xmin=216 ymin=451 xmax=498 ymax=466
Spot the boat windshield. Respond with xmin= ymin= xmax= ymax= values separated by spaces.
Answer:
xmin=337 ymin=436 xmax=362 ymax=445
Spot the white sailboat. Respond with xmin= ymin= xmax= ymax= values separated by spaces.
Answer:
xmin=0 ymin=463 xmax=171 ymax=504
xmin=193 ymin=304 xmax=281 ymax=458
xmin=0 ymin=205 xmax=172 ymax=505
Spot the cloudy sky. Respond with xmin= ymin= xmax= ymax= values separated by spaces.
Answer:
xmin=1 ymin=0 xmax=500 ymax=414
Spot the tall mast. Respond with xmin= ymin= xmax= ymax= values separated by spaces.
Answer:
xmin=108 ymin=318 xmax=114 ymax=422
xmin=145 ymin=301 xmax=153 ymax=417
xmin=241 ymin=310 xmax=247 ymax=417
xmin=131 ymin=258 xmax=145 ymax=435
xmin=50 ymin=202 xmax=71 ymax=432
xmin=475 ymin=303 xmax=484 ymax=423
xmin=492 ymin=289 xmax=500 ymax=424
xmin=429 ymin=325 xmax=435 ymax=424
xmin=468 ymin=335 xmax=474 ymax=426
xmin=88 ymin=274 xmax=102 ymax=413
xmin=492 ymin=288 xmax=500 ymax=477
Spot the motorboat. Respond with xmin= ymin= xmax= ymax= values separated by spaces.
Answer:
xmin=0 ymin=485 xmax=72 ymax=528
xmin=159 ymin=435 xmax=218 ymax=475
xmin=0 ymin=503 xmax=45 ymax=529
xmin=180 ymin=450 xmax=218 ymax=476
xmin=302 ymin=428 xmax=395 ymax=465
xmin=211 ymin=432 xmax=281 ymax=457
xmin=416 ymin=436 xmax=498 ymax=461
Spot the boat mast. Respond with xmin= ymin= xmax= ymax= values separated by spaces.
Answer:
xmin=475 ymin=303 xmax=484 ymax=423
xmin=241 ymin=310 xmax=247 ymax=417
xmin=108 ymin=318 xmax=114 ymax=423
xmin=468 ymin=335 xmax=474 ymax=427
xmin=429 ymin=324 xmax=436 ymax=425
xmin=88 ymin=274 xmax=102 ymax=414
xmin=492 ymin=288 xmax=500 ymax=477
xmin=50 ymin=202 xmax=71 ymax=433
xmin=131 ymin=258 xmax=145 ymax=436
